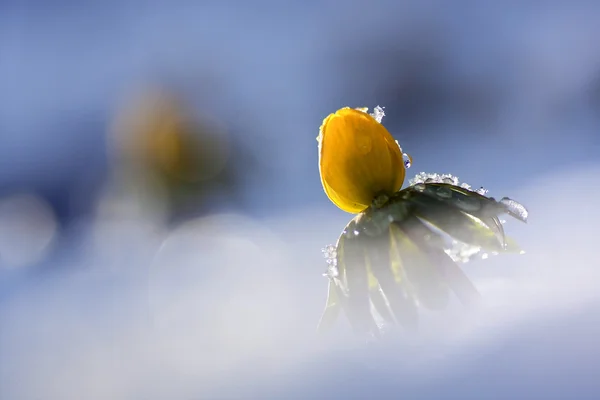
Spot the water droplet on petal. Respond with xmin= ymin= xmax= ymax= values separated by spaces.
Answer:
xmin=402 ymin=153 xmax=412 ymax=169
xmin=481 ymin=253 xmax=489 ymax=260
xmin=500 ymin=197 xmax=529 ymax=223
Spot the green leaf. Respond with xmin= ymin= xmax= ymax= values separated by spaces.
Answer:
xmin=317 ymin=280 xmax=343 ymax=334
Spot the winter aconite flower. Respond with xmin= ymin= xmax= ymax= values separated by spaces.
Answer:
xmin=317 ymin=107 xmax=528 ymax=338
xmin=318 ymin=107 xmax=408 ymax=213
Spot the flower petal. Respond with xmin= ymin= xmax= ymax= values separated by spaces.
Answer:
xmin=318 ymin=107 xmax=405 ymax=213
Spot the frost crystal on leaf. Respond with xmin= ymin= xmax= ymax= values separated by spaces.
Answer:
xmin=408 ymin=172 xmax=487 ymax=196
xmin=407 ymin=172 xmax=505 ymax=263
xmin=322 ymin=244 xmax=339 ymax=278
xmin=500 ymin=197 xmax=529 ymax=223
xmin=444 ymin=240 xmax=482 ymax=263
xmin=395 ymin=140 xmax=404 ymax=154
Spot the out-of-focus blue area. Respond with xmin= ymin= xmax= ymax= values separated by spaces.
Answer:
xmin=3 ymin=1 xmax=600 ymax=217
xmin=1 ymin=1 xmax=600 ymax=399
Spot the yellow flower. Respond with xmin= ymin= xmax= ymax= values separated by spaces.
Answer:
xmin=318 ymin=107 xmax=406 ymax=213
xmin=315 ymin=107 xmax=529 ymax=337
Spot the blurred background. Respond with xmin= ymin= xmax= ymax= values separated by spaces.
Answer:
xmin=1 ymin=1 xmax=600 ymax=399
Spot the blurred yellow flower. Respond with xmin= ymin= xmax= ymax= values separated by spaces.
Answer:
xmin=318 ymin=107 xmax=406 ymax=213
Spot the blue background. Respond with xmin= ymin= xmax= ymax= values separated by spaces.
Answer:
xmin=1 ymin=1 xmax=599 ymax=399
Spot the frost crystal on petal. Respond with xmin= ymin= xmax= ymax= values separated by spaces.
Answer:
xmin=370 ymin=106 xmax=385 ymax=123
xmin=395 ymin=140 xmax=404 ymax=154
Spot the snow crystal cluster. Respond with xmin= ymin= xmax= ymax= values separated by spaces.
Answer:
xmin=408 ymin=172 xmax=488 ymax=196
xmin=443 ymin=240 xmax=496 ymax=264
xmin=407 ymin=172 xmax=506 ymax=262
xmin=499 ymin=197 xmax=529 ymax=222
xmin=321 ymin=244 xmax=339 ymax=278
xmin=369 ymin=106 xmax=386 ymax=123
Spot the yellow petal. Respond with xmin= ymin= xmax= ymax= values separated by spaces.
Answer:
xmin=318 ymin=107 xmax=405 ymax=213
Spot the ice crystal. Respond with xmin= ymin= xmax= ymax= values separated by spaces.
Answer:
xmin=444 ymin=240 xmax=482 ymax=263
xmin=408 ymin=172 xmax=487 ymax=197
xmin=322 ymin=244 xmax=339 ymax=278
xmin=500 ymin=197 xmax=529 ymax=223
xmin=370 ymin=106 xmax=385 ymax=123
